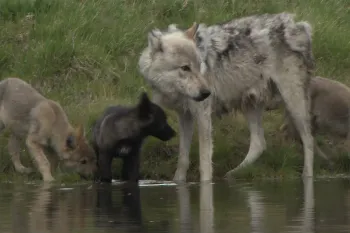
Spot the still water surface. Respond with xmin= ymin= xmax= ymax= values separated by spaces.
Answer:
xmin=1 ymin=178 xmax=350 ymax=233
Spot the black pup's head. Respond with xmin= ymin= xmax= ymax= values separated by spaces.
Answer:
xmin=137 ymin=92 xmax=176 ymax=141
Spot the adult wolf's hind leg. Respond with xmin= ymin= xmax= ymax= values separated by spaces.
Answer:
xmin=8 ymin=134 xmax=33 ymax=174
xmin=274 ymin=67 xmax=314 ymax=178
xmin=225 ymin=105 xmax=266 ymax=178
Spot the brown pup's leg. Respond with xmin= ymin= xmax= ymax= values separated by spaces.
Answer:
xmin=8 ymin=134 xmax=33 ymax=174
xmin=26 ymin=102 xmax=56 ymax=182
xmin=26 ymin=137 xmax=54 ymax=182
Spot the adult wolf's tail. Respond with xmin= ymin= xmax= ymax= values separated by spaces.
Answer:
xmin=281 ymin=13 xmax=315 ymax=71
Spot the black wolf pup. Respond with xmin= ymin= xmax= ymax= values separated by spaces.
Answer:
xmin=92 ymin=92 xmax=176 ymax=183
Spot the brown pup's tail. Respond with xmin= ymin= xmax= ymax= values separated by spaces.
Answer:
xmin=0 ymin=78 xmax=10 ymax=107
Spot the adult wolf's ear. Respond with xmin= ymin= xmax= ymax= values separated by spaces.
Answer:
xmin=148 ymin=29 xmax=163 ymax=53
xmin=137 ymin=92 xmax=153 ymax=123
xmin=185 ymin=22 xmax=199 ymax=41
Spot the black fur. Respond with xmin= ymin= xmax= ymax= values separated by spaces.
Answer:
xmin=91 ymin=92 xmax=176 ymax=183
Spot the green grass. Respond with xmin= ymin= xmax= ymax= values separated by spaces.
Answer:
xmin=0 ymin=0 xmax=350 ymax=182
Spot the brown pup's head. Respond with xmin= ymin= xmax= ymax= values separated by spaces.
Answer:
xmin=62 ymin=124 xmax=97 ymax=179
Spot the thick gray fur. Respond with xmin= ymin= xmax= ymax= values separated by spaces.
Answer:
xmin=138 ymin=12 xmax=315 ymax=182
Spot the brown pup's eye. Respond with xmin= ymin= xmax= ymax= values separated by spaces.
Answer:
xmin=181 ymin=65 xmax=191 ymax=72
xmin=81 ymin=159 xmax=87 ymax=165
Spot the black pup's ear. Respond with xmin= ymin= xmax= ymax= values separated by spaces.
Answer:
xmin=137 ymin=92 xmax=153 ymax=121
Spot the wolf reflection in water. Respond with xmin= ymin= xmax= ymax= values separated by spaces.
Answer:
xmin=5 ymin=180 xmax=350 ymax=233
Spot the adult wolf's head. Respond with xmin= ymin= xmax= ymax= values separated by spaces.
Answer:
xmin=62 ymin=125 xmax=97 ymax=179
xmin=138 ymin=23 xmax=211 ymax=102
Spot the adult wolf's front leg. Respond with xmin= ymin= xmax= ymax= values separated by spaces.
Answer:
xmin=173 ymin=111 xmax=194 ymax=182
xmin=196 ymin=104 xmax=213 ymax=182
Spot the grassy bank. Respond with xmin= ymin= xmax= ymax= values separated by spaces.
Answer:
xmin=0 ymin=0 xmax=350 ymax=182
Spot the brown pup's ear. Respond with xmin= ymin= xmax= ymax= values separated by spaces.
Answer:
xmin=185 ymin=22 xmax=199 ymax=40
xmin=66 ymin=134 xmax=76 ymax=150
xmin=75 ymin=124 xmax=85 ymax=139
xmin=66 ymin=125 xmax=85 ymax=150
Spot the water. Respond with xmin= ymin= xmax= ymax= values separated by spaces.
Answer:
xmin=1 ymin=178 xmax=350 ymax=233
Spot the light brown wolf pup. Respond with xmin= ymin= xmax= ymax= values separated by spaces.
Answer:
xmin=0 ymin=77 xmax=97 ymax=182
xmin=266 ymin=76 xmax=350 ymax=163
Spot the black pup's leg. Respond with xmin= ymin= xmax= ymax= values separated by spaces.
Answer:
xmin=122 ymin=183 xmax=142 ymax=223
xmin=91 ymin=140 xmax=99 ymax=155
xmin=98 ymin=150 xmax=114 ymax=183
xmin=122 ymin=155 xmax=140 ymax=183
xmin=121 ymin=157 xmax=129 ymax=181
xmin=92 ymin=143 xmax=100 ymax=182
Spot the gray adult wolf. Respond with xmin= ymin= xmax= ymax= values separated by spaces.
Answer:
xmin=266 ymin=76 xmax=350 ymax=162
xmin=0 ymin=77 xmax=97 ymax=182
xmin=138 ymin=12 xmax=315 ymax=182
xmin=91 ymin=92 xmax=176 ymax=183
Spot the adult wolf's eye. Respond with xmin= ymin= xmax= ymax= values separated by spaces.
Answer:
xmin=181 ymin=65 xmax=191 ymax=72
